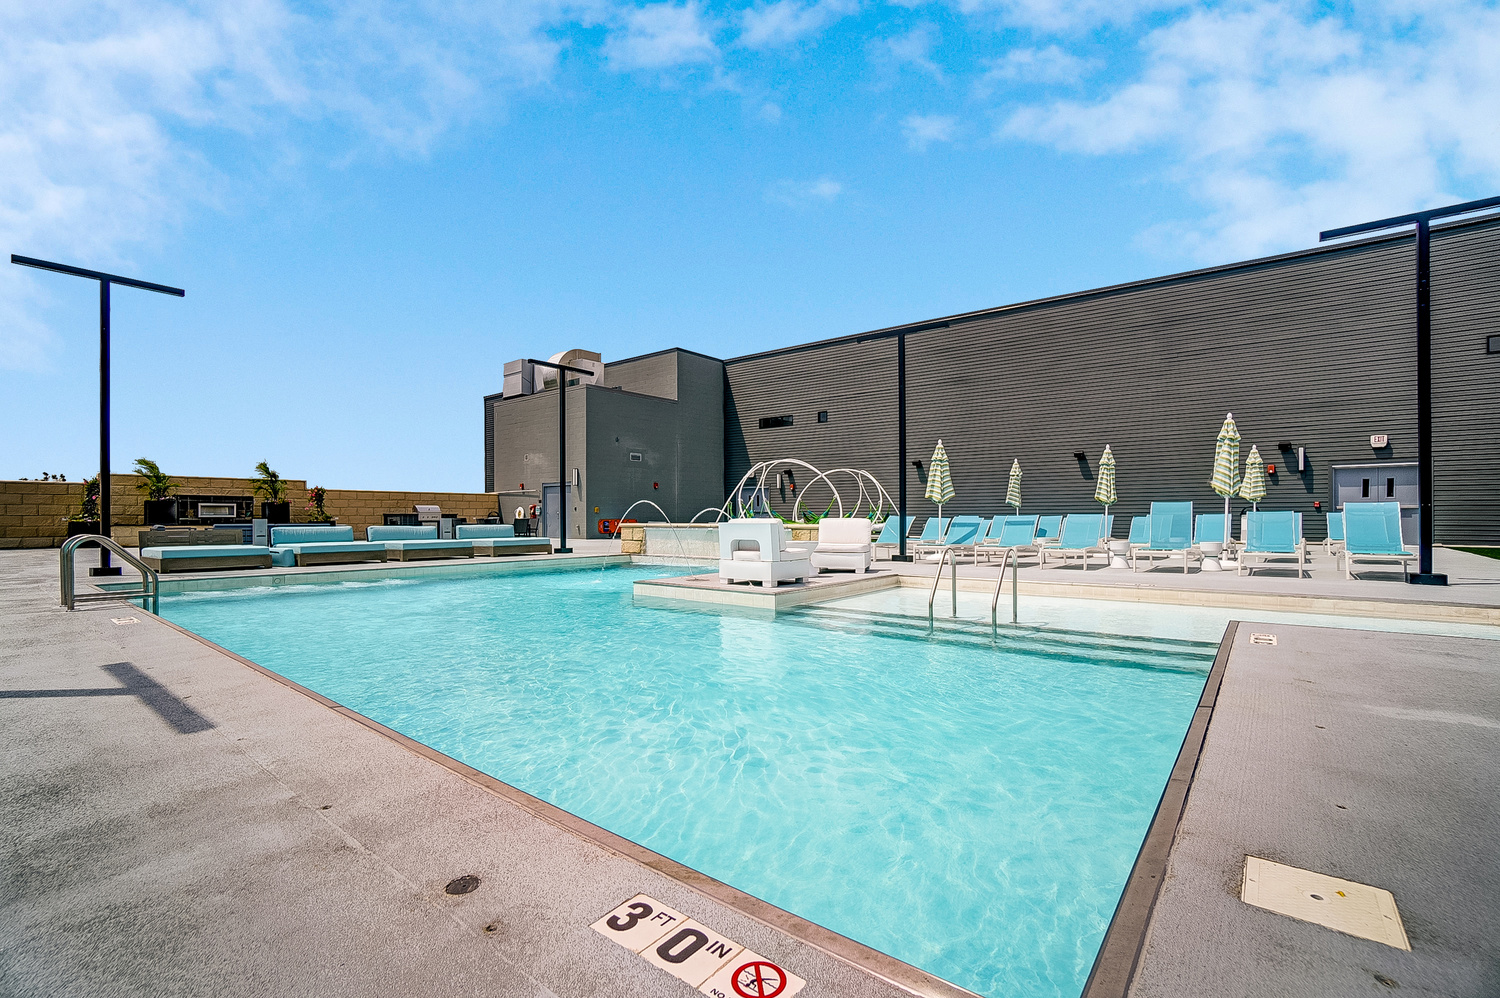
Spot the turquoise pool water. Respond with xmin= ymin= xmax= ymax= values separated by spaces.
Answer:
xmin=160 ymin=564 xmax=1215 ymax=998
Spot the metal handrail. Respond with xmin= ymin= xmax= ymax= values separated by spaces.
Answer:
xmin=991 ymin=546 xmax=1020 ymax=627
xmin=927 ymin=545 xmax=959 ymax=626
xmin=60 ymin=534 xmax=159 ymax=614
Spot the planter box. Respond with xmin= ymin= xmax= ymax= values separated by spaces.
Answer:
xmin=143 ymin=498 xmax=178 ymax=526
xmin=66 ymin=520 xmax=101 ymax=537
xmin=261 ymin=501 xmax=291 ymax=524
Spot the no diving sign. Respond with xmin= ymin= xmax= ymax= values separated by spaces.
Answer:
xmin=592 ymin=894 xmax=806 ymax=997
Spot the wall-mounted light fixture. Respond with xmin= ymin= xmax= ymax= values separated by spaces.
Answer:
xmin=1073 ymin=451 xmax=1087 ymax=461
xmin=817 ymin=410 xmax=829 ymax=423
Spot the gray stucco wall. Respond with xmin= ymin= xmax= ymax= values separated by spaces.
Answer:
xmin=584 ymin=351 xmax=725 ymax=533
xmin=724 ymin=218 xmax=1500 ymax=544
xmin=489 ymin=384 xmax=588 ymax=525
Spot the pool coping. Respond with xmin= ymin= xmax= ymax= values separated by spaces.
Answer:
xmin=1079 ymin=620 xmax=1238 ymax=998
xmin=142 ymin=605 xmax=984 ymax=998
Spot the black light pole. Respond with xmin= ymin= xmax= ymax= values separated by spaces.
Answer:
xmin=11 ymin=255 xmax=185 ymax=576
xmin=525 ymin=359 xmax=596 ymax=554
xmin=1319 ymin=195 xmax=1500 ymax=587
xmin=893 ymin=332 xmax=912 ymax=561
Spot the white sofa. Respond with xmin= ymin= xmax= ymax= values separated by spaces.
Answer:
xmin=809 ymin=517 xmax=873 ymax=573
xmin=718 ymin=519 xmax=815 ymax=587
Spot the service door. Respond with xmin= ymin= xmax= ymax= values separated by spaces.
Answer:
xmin=541 ymin=484 xmax=572 ymax=541
xmin=1331 ymin=463 xmax=1419 ymax=544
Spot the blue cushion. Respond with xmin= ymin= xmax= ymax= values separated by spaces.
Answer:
xmin=143 ymin=545 xmax=270 ymax=559
xmin=474 ymin=537 xmax=549 ymax=547
xmin=272 ymin=525 xmax=354 ymax=544
xmin=456 ymin=524 xmax=515 ymax=539
xmin=367 ymin=525 xmax=437 ymax=541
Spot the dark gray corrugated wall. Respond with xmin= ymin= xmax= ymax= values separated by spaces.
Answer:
xmin=724 ymin=218 xmax=1500 ymax=544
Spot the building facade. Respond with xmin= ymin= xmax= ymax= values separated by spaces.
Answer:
xmin=485 ymin=216 xmax=1500 ymax=544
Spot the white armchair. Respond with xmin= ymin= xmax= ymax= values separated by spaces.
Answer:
xmin=717 ymin=519 xmax=815 ymax=587
xmin=809 ymin=517 xmax=873 ymax=573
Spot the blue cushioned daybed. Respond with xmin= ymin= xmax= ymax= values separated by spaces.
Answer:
xmin=140 ymin=545 xmax=272 ymax=573
xmin=366 ymin=525 xmax=474 ymax=561
xmin=455 ymin=523 xmax=552 ymax=557
xmin=270 ymin=525 xmax=388 ymax=567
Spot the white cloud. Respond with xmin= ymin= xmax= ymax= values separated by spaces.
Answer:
xmin=882 ymin=24 xmax=942 ymax=80
xmin=604 ymin=2 xmax=718 ymax=70
xmin=974 ymin=45 xmax=1091 ymax=97
xmin=0 ymin=0 xmax=575 ymax=369
xmin=1001 ymin=2 xmax=1500 ymax=259
xmin=951 ymin=0 xmax=1192 ymax=31
xmin=766 ymin=177 xmax=844 ymax=206
xmin=901 ymin=113 xmax=958 ymax=150
xmin=739 ymin=0 xmax=856 ymax=49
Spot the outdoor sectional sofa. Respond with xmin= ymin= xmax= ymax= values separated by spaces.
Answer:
xmin=269 ymin=525 xmax=388 ymax=567
xmin=454 ymin=523 xmax=552 ymax=556
xmin=365 ymin=525 xmax=474 ymax=561
xmin=139 ymin=544 xmax=272 ymax=573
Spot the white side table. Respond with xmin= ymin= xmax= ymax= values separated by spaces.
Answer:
xmin=1107 ymin=539 xmax=1131 ymax=569
xmin=1200 ymin=540 xmax=1224 ymax=572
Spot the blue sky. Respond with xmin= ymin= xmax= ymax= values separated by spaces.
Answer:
xmin=3 ymin=0 xmax=1498 ymax=491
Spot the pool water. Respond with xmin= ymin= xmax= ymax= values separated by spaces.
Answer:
xmin=160 ymin=564 xmax=1215 ymax=998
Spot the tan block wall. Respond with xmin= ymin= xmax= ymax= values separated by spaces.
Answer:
xmin=0 ymin=476 xmax=499 ymax=548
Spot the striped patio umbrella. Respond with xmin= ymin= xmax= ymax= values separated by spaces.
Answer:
xmin=1005 ymin=458 xmax=1023 ymax=510
xmin=925 ymin=440 xmax=955 ymax=538
xmin=1239 ymin=445 xmax=1267 ymax=511
xmin=1209 ymin=413 xmax=1242 ymax=541
xmin=1094 ymin=445 xmax=1117 ymax=518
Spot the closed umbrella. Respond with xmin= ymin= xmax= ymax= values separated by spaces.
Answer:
xmin=1005 ymin=459 xmax=1023 ymax=511
xmin=1094 ymin=445 xmax=1117 ymax=518
xmin=1209 ymin=413 xmax=1242 ymax=552
xmin=925 ymin=440 xmax=955 ymax=539
xmin=1240 ymin=445 xmax=1267 ymax=511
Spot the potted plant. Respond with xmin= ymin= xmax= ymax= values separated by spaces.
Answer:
xmin=134 ymin=457 xmax=179 ymax=525
xmin=303 ymin=485 xmax=335 ymax=524
xmin=66 ymin=475 xmax=102 ymax=537
xmin=252 ymin=461 xmax=291 ymax=523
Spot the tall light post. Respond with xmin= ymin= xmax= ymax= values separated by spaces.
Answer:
xmin=11 ymin=255 xmax=185 ymax=576
xmin=524 ymin=359 xmax=595 ymax=554
xmin=1319 ymin=194 xmax=1500 ymax=587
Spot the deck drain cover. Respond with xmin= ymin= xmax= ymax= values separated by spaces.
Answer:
xmin=445 ymin=875 xmax=481 ymax=895
xmin=111 ymin=617 xmax=139 ymax=625
xmin=1249 ymin=632 xmax=1277 ymax=645
xmin=1241 ymin=856 xmax=1409 ymax=949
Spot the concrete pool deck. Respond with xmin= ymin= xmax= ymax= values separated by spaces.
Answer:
xmin=4 ymin=546 xmax=1499 ymax=997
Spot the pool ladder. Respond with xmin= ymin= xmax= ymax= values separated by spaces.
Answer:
xmin=927 ymin=545 xmax=1020 ymax=629
xmin=59 ymin=535 xmax=160 ymax=614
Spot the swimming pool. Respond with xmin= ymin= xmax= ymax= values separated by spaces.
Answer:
xmin=160 ymin=564 xmax=1217 ymax=998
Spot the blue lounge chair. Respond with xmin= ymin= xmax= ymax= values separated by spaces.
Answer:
xmin=1237 ymin=511 xmax=1307 ymax=578
xmin=872 ymin=516 xmax=916 ymax=558
xmin=270 ymin=525 xmax=388 ymax=567
xmin=1040 ymin=514 xmax=1110 ymax=570
xmin=1133 ymin=501 xmax=1200 ymax=574
xmin=1127 ymin=515 xmax=1149 ymax=548
xmin=1193 ymin=513 xmax=1229 ymax=546
xmin=456 ymin=523 xmax=552 ymax=557
xmin=366 ymin=525 xmax=475 ymax=562
xmin=977 ymin=515 xmax=1039 ymax=561
xmin=916 ymin=515 xmax=983 ymax=558
xmin=1323 ymin=511 xmax=1345 ymax=556
xmin=1342 ymin=503 xmax=1414 ymax=580
xmin=140 ymin=544 xmax=272 ymax=573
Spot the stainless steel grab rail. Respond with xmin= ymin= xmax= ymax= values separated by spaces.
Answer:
xmin=60 ymin=535 xmax=159 ymax=614
xmin=990 ymin=546 xmax=1019 ymax=627
xmin=927 ymin=545 xmax=959 ymax=626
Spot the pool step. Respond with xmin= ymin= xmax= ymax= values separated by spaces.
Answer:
xmin=786 ymin=604 xmax=1219 ymax=672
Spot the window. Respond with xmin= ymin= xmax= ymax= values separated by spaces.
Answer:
xmin=817 ymin=411 xmax=829 ymax=423
xmin=1489 ymin=334 xmax=1500 ymax=354
xmin=758 ymin=415 xmax=794 ymax=429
